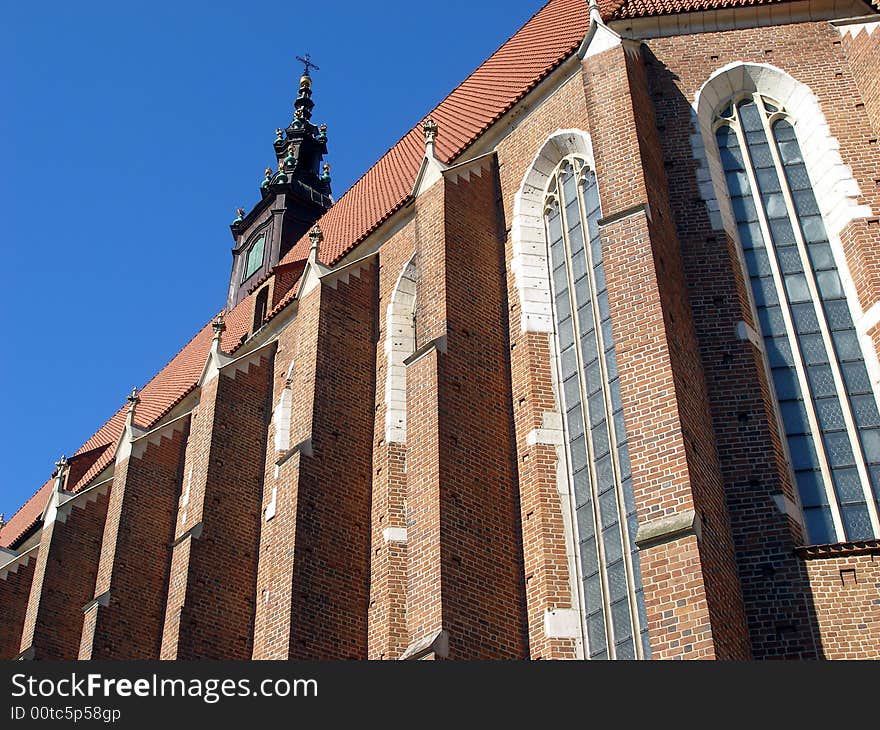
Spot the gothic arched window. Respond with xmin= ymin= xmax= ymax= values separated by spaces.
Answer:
xmin=716 ymin=94 xmax=880 ymax=545
xmin=242 ymin=233 xmax=266 ymax=282
xmin=545 ymin=156 xmax=650 ymax=659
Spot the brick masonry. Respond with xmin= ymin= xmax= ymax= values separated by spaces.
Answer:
xmin=79 ymin=422 xmax=189 ymax=659
xmin=642 ymin=18 xmax=880 ymax=658
xmin=0 ymin=549 xmax=37 ymax=659
xmin=252 ymin=262 xmax=377 ymax=659
xmin=799 ymin=544 xmax=880 ymax=659
xmin=160 ymin=354 xmax=272 ymax=659
xmin=20 ymin=486 xmax=109 ymax=660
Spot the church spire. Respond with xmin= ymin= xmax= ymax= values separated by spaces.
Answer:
xmin=262 ymin=55 xmax=331 ymax=200
xmin=226 ymin=55 xmax=334 ymax=311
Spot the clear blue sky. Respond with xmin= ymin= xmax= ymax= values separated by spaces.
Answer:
xmin=0 ymin=1 xmax=545 ymax=520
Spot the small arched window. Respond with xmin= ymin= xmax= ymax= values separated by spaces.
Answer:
xmin=545 ymin=155 xmax=650 ymax=659
xmin=253 ymin=286 xmax=269 ymax=332
xmin=715 ymin=94 xmax=880 ymax=544
xmin=242 ymin=233 xmax=266 ymax=282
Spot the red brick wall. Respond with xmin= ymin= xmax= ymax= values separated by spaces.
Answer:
xmin=405 ymin=163 xmax=528 ymax=659
xmin=161 ymin=355 xmax=272 ymax=659
xmin=625 ymin=44 xmax=752 ymax=660
xmin=496 ymin=72 xmax=590 ymax=659
xmin=801 ymin=546 xmax=880 ymax=659
xmin=79 ymin=424 xmax=188 ymax=659
xmin=252 ymin=311 xmax=305 ymax=659
xmin=841 ymin=25 xmax=880 ymax=141
xmin=581 ymin=43 xmax=742 ymax=659
xmin=0 ymin=551 xmax=37 ymax=659
xmin=368 ymin=220 xmax=417 ymax=659
xmin=20 ymin=489 xmax=109 ymax=659
xmin=253 ymin=264 xmax=378 ymax=659
xmin=642 ymin=19 xmax=880 ymax=658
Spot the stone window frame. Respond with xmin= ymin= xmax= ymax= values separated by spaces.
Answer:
xmin=512 ymin=130 xmax=650 ymax=659
xmin=241 ymin=230 xmax=268 ymax=283
xmin=693 ymin=62 xmax=880 ymax=543
xmin=384 ymin=254 xmax=417 ymax=444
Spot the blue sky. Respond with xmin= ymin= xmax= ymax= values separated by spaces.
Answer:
xmin=0 ymin=1 xmax=546 ymax=520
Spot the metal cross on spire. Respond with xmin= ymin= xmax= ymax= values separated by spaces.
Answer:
xmin=296 ymin=53 xmax=319 ymax=76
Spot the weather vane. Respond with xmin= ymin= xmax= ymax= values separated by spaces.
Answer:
xmin=296 ymin=53 xmax=319 ymax=76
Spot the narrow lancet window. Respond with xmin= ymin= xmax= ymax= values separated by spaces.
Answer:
xmin=545 ymin=156 xmax=650 ymax=659
xmin=716 ymin=94 xmax=880 ymax=544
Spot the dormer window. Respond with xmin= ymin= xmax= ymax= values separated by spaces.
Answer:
xmin=242 ymin=233 xmax=266 ymax=282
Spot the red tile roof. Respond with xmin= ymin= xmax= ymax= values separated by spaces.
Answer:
xmin=280 ymin=0 xmax=591 ymax=268
xmin=601 ymin=0 xmax=787 ymax=20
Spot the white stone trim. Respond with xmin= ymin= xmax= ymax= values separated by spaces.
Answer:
xmin=511 ymin=129 xmax=597 ymax=333
xmin=320 ymin=250 xmax=377 ymax=290
xmin=130 ymin=411 xmax=191 ymax=461
xmin=43 ymin=478 xmax=111 ymax=527
xmin=858 ymin=301 xmax=880 ymax=337
xmin=693 ymin=62 xmax=871 ymax=242
xmin=735 ymin=320 xmax=763 ymax=351
xmin=0 ymin=545 xmax=38 ymax=581
xmin=384 ymin=254 xmax=418 ymax=444
xmin=544 ymin=608 xmax=581 ymax=639
xmin=442 ymin=151 xmax=495 ymax=186
xmin=833 ymin=16 xmax=880 ymax=38
xmin=772 ymin=493 xmax=801 ymax=521
xmin=612 ymin=0 xmax=868 ymax=39
xmin=382 ymin=527 xmax=407 ymax=543
xmin=264 ymin=485 xmax=277 ymax=522
xmin=273 ymin=387 xmax=292 ymax=453
xmin=526 ymin=411 xmax=566 ymax=445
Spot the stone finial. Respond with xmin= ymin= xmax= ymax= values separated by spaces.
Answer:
xmin=275 ymin=127 xmax=283 ymax=141
xmin=127 ymin=387 xmax=140 ymax=413
xmin=54 ymin=455 xmax=68 ymax=474
xmin=320 ymin=162 xmax=331 ymax=182
xmin=308 ymin=224 xmax=323 ymax=261
xmin=284 ymin=143 xmax=297 ymax=169
xmin=423 ymin=117 xmax=438 ymax=146
xmin=233 ymin=207 xmax=245 ymax=224
xmin=212 ymin=311 xmax=226 ymax=339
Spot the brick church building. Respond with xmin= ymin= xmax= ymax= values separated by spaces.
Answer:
xmin=2 ymin=0 xmax=880 ymax=660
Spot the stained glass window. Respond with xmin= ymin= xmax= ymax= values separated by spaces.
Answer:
xmin=545 ymin=156 xmax=650 ymax=659
xmin=716 ymin=95 xmax=880 ymax=544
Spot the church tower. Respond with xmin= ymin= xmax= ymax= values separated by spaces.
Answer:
xmin=226 ymin=59 xmax=332 ymax=310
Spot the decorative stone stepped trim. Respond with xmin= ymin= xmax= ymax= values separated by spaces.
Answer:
xmin=319 ymin=249 xmax=378 ymax=291
xmin=43 ymin=478 xmax=112 ymax=527
xmin=0 ymin=544 xmax=38 ymax=581
xmin=129 ymin=412 xmax=191 ymax=461
xmin=796 ymin=538 xmax=880 ymax=560
xmin=441 ymin=151 xmax=496 ymax=186
xmin=832 ymin=15 xmax=880 ymax=38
